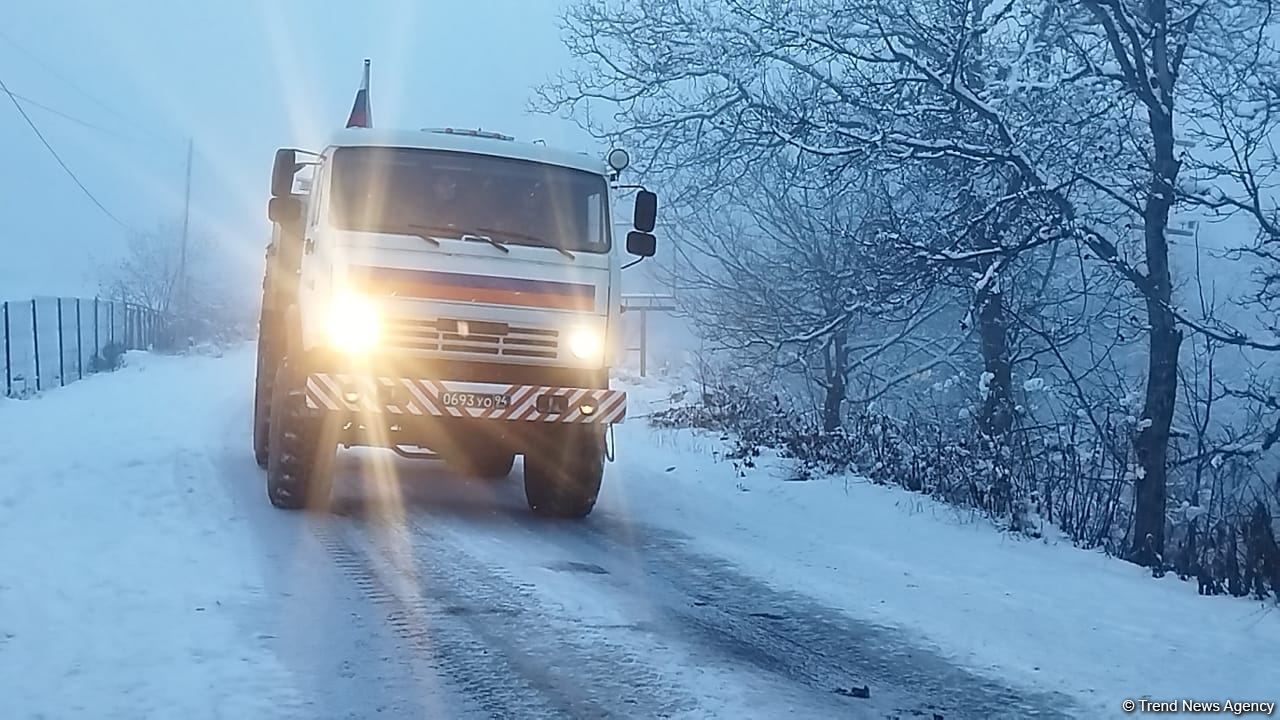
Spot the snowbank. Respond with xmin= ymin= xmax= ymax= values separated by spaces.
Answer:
xmin=0 ymin=347 xmax=304 ymax=719
xmin=609 ymin=380 xmax=1280 ymax=718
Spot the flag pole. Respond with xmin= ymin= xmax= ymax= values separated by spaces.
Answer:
xmin=346 ymin=59 xmax=372 ymax=129
xmin=363 ymin=58 xmax=372 ymax=128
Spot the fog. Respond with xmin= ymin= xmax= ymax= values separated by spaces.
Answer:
xmin=1 ymin=0 xmax=659 ymax=300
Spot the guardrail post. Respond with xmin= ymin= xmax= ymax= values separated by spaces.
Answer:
xmin=76 ymin=298 xmax=83 ymax=380
xmin=31 ymin=299 xmax=41 ymax=392
xmin=93 ymin=298 xmax=100 ymax=366
xmin=3 ymin=301 xmax=10 ymax=396
xmin=56 ymin=298 xmax=65 ymax=387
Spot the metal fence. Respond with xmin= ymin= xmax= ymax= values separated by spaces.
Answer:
xmin=2 ymin=297 xmax=165 ymax=398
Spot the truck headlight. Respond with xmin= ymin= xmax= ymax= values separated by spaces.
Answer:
xmin=327 ymin=292 xmax=382 ymax=353
xmin=567 ymin=326 xmax=604 ymax=361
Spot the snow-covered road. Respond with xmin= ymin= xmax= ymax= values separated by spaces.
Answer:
xmin=3 ymin=344 xmax=1275 ymax=719
xmin=204 ymin=348 xmax=1074 ymax=719
xmin=253 ymin=458 xmax=1077 ymax=719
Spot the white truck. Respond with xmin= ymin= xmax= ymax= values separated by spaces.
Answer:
xmin=251 ymin=125 xmax=658 ymax=518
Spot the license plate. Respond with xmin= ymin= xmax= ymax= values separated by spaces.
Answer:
xmin=439 ymin=391 xmax=510 ymax=410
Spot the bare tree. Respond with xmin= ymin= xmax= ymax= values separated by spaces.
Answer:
xmin=100 ymin=222 xmax=254 ymax=348
xmin=667 ymin=153 xmax=952 ymax=430
xmin=540 ymin=0 xmax=1280 ymax=567
xmin=100 ymin=224 xmax=186 ymax=316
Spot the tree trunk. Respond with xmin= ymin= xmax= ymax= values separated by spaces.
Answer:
xmin=1130 ymin=22 xmax=1182 ymax=566
xmin=822 ymin=329 xmax=849 ymax=432
xmin=976 ymin=284 xmax=1014 ymax=437
xmin=947 ymin=7 xmax=1015 ymax=441
xmin=1132 ymin=296 xmax=1180 ymax=566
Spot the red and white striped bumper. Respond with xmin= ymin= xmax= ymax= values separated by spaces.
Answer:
xmin=303 ymin=373 xmax=627 ymax=424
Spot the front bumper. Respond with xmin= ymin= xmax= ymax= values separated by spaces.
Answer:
xmin=304 ymin=373 xmax=626 ymax=424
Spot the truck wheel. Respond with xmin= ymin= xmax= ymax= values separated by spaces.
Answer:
xmin=523 ymin=427 xmax=604 ymax=519
xmin=447 ymin=447 xmax=516 ymax=480
xmin=252 ymin=340 xmax=275 ymax=468
xmin=266 ymin=358 xmax=337 ymax=512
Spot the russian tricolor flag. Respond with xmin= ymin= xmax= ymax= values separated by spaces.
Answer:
xmin=346 ymin=59 xmax=372 ymax=129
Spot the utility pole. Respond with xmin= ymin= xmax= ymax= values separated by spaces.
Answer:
xmin=177 ymin=138 xmax=193 ymax=323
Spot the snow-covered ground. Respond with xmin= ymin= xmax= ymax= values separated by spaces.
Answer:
xmin=611 ymin=373 xmax=1280 ymax=717
xmin=1 ymin=346 xmax=1276 ymax=718
xmin=0 ymin=349 xmax=308 ymax=718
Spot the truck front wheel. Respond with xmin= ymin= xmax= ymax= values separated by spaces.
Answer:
xmin=266 ymin=358 xmax=337 ymax=511
xmin=523 ymin=426 xmax=605 ymax=519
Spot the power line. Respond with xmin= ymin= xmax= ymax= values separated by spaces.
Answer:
xmin=0 ymin=28 xmax=135 ymax=128
xmin=7 ymin=90 xmax=142 ymax=143
xmin=0 ymin=28 xmax=184 ymax=149
xmin=0 ymin=73 xmax=132 ymax=232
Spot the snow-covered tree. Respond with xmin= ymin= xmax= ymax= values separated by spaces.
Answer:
xmin=541 ymin=0 xmax=1280 ymax=569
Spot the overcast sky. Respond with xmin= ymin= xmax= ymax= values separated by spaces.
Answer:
xmin=1 ymin=0 xmax=597 ymax=298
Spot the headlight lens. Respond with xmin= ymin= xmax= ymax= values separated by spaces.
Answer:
xmin=326 ymin=292 xmax=382 ymax=353
xmin=567 ymin=326 xmax=604 ymax=361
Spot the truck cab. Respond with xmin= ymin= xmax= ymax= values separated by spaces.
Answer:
xmin=253 ymin=127 xmax=658 ymax=518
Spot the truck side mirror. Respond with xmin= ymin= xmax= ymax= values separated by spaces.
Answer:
xmin=626 ymin=230 xmax=656 ymax=258
xmin=633 ymin=190 xmax=657 ymax=233
xmin=271 ymin=148 xmax=299 ymax=197
xmin=268 ymin=196 xmax=303 ymax=224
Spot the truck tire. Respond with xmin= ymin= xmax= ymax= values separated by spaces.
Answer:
xmin=266 ymin=358 xmax=337 ymax=511
xmin=252 ymin=340 xmax=275 ymax=468
xmin=523 ymin=427 xmax=605 ymax=519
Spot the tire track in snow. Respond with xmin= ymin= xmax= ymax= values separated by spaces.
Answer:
xmin=310 ymin=505 xmax=698 ymax=719
xmin=309 ymin=520 xmax=562 ymax=719
xmin=481 ymin=512 xmax=1084 ymax=720
xmin=214 ymin=406 xmax=475 ymax=720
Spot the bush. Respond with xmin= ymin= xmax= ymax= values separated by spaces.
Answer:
xmin=651 ymin=374 xmax=1280 ymax=602
xmin=651 ymin=383 xmax=791 ymax=474
xmin=656 ymin=383 xmax=1029 ymax=516
xmin=89 ymin=342 xmax=127 ymax=373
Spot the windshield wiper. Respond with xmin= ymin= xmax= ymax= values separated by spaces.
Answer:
xmin=475 ymin=227 xmax=575 ymax=259
xmin=404 ymin=223 xmax=456 ymax=247
xmin=406 ymin=224 xmax=506 ymax=252
xmin=462 ymin=233 xmax=510 ymax=254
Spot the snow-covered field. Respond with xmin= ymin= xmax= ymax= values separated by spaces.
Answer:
xmin=1 ymin=346 xmax=1276 ymax=718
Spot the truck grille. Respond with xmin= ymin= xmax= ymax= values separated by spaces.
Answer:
xmin=383 ymin=318 xmax=560 ymax=360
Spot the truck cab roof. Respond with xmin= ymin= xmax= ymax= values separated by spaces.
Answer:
xmin=322 ymin=127 xmax=610 ymax=177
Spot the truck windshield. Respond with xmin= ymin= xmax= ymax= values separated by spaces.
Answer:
xmin=328 ymin=146 xmax=610 ymax=252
